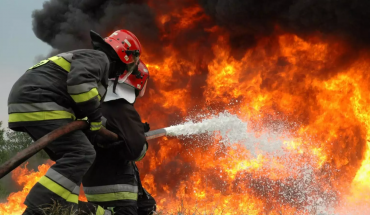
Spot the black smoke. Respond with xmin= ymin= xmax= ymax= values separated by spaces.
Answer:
xmin=32 ymin=0 xmax=162 ymax=61
xmin=33 ymin=0 xmax=370 ymax=62
xmin=199 ymin=0 xmax=370 ymax=58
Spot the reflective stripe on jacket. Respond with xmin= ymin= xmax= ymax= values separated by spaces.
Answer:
xmin=8 ymin=49 xmax=109 ymax=129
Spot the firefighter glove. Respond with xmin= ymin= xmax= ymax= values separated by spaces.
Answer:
xmin=143 ymin=122 xmax=150 ymax=132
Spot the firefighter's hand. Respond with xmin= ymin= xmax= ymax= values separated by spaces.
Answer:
xmin=143 ymin=122 xmax=150 ymax=132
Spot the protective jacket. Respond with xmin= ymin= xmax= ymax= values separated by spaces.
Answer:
xmin=9 ymin=49 xmax=111 ymax=215
xmin=8 ymin=49 xmax=109 ymax=130
xmin=83 ymin=99 xmax=148 ymax=209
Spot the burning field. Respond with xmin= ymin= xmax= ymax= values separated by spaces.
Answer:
xmin=2 ymin=0 xmax=370 ymax=214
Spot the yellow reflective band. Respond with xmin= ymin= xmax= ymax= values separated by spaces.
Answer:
xmin=48 ymin=56 xmax=71 ymax=72
xmin=135 ymin=152 xmax=146 ymax=162
xmin=77 ymin=117 xmax=88 ymax=121
xmin=28 ymin=59 xmax=49 ymax=70
xmin=85 ymin=192 xmax=138 ymax=202
xmin=91 ymin=121 xmax=102 ymax=126
xmin=96 ymin=206 xmax=106 ymax=215
xmin=90 ymin=121 xmax=102 ymax=131
xmin=70 ymin=88 xmax=99 ymax=103
xmin=66 ymin=193 xmax=79 ymax=203
xmin=135 ymin=144 xmax=147 ymax=161
xmin=38 ymin=176 xmax=78 ymax=203
xmin=90 ymin=127 xmax=101 ymax=131
xmin=9 ymin=110 xmax=75 ymax=123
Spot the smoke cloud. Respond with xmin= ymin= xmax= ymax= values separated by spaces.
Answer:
xmin=199 ymin=0 xmax=370 ymax=56
xmin=33 ymin=0 xmax=370 ymax=62
xmin=32 ymin=0 xmax=162 ymax=60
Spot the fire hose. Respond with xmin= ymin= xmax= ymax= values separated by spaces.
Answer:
xmin=0 ymin=121 xmax=168 ymax=179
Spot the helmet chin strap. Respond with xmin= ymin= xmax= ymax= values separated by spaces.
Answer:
xmin=110 ymin=60 xmax=119 ymax=94
xmin=113 ymin=74 xmax=119 ymax=94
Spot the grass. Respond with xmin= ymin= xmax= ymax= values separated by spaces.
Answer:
xmin=36 ymin=200 xmax=239 ymax=215
xmin=37 ymin=201 xmax=223 ymax=215
xmin=40 ymin=202 xmax=79 ymax=215
xmin=36 ymin=200 xmax=92 ymax=215
xmin=155 ymin=199 xmax=227 ymax=215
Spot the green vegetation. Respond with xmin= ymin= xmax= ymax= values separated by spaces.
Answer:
xmin=0 ymin=122 xmax=48 ymax=200
xmin=0 ymin=125 xmax=30 ymax=164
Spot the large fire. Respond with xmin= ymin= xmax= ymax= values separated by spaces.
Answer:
xmin=0 ymin=162 xmax=53 ymax=215
xmin=2 ymin=1 xmax=370 ymax=215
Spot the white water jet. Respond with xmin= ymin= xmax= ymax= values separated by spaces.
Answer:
xmin=165 ymin=111 xmax=288 ymax=156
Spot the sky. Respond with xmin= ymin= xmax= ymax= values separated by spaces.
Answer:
xmin=0 ymin=0 xmax=50 ymax=125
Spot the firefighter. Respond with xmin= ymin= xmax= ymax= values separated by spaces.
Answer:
xmin=7 ymin=29 xmax=142 ymax=215
xmin=81 ymin=60 xmax=157 ymax=215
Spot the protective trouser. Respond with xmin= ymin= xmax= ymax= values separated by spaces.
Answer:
xmin=21 ymin=120 xmax=96 ymax=215
xmin=137 ymin=188 xmax=156 ymax=215
xmin=82 ymin=164 xmax=156 ymax=215
xmin=106 ymin=188 xmax=156 ymax=215
xmin=82 ymin=188 xmax=156 ymax=215
xmin=83 ymin=161 xmax=139 ymax=208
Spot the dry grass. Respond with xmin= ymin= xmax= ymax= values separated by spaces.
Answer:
xmin=37 ymin=200 xmax=231 ymax=215
xmin=155 ymin=199 xmax=227 ymax=215
xmin=40 ymin=202 xmax=79 ymax=215
xmin=37 ymin=200 xmax=92 ymax=215
xmin=38 ymin=202 xmax=218 ymax=215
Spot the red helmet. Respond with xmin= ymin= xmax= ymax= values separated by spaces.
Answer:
xmin=90 ymin=29 xmax=142 ymax=75
xmin=116 ymin=60 xmax=149 ymax=97
xmin=104 ymin=30 xmax=142 ymax=66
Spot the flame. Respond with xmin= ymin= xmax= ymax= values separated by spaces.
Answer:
xmin=3 ymin=1 xmax=370 ymax=214
xmin=136 ymin=3 xmax=370 ymax=213
xmin=0 ymin=161 xmax=89 ymax=215
xmin=0 ymin=162 xmax=53 ymax=215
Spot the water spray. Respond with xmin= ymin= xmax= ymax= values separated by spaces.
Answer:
xmin=0 ymin=111 xmax=284 ymax=179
